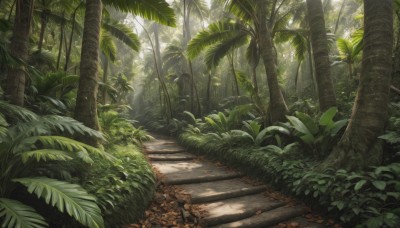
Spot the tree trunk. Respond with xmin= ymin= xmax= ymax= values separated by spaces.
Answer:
xmin=74 ymin=0 xmax=102 ymax=146
xmin=257 ymin=0 xmax=288 ymax=123
xmin=102 ymin=55 xmax=109 ymax=104
xmin=64 ymin=3 xmax=81 ymax=72
xmin=306 ymin=0 xmax=337 ymax=111
xmin=205 ymin=72 xmax=212 ymax=113
xmin=322 ymin=0 xmax=393 ymax=171
xmin=6 ymin=0 xmax=34 ymax=106
xmin=56 ymin=18 xmax=64 ymax=70
xmin=38 ymin=10 xmax=47 ymax=52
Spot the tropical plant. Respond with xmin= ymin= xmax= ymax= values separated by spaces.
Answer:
xmin=0 ymin=101 xmax=107 ymax=228
xmin=286 ymin=107 xmax=347 ymax=158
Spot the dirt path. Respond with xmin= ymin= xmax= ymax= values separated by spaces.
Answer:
xmin=144 ymin=135 xmax=334 ymax=228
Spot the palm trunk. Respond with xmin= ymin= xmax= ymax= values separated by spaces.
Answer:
xmin=102 ymin=56 xmax=109 ymax=104
xmin=38 ymin=11 xmax=47 ymax=52
xmin=6 ymin=0 xmax=34 ymax=106
xmin=74 ymin=0 xmax=102 ymax=146
xmin=334 ymin=0 xmax=346 ymax=34
xmin=257 ymin=0 xmax=288 ymax=123
xmin=306 ymin=0 xmax=337 ymax=111
xmin=228 ymin=53 xmax=240 ymax=98
xmin=56 ymin=18 xmax=64 ymax=70
xmin=205 ymin=72 xmax=212 ymax=113
xmin=64 ymin=3 xmax=81 ymax=72
xmin=322 ymin=0 xmax=393 ymax=170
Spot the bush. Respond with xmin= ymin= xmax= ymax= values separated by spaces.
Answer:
xmin=83 ymin=144 xmax=155 ymax=226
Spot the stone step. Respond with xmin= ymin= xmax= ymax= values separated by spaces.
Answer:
xmin=213 ymin=206 xmax=307 ymax=228
xmin=152 ymin=161 xmax=242 ymax=185
xmin=200 ymin=194 xmax=285 ymax=226
xmin=179 ymin=179 xmax=267 ymax=203
xmin=147 ymin=153 xmax=195 ymax=161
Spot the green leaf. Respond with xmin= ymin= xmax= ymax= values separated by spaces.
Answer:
xmin=372 ymin=181 xmax=386 ymax=191
xmin=296 ymin=112 xmax=318 ymax=135
xmin=20 ymin=149 xmax=73 ymax=163
xmin=286 ymin=115 xmax=312 ymax=135
xmin=354 ymin=179 xmax=367 ymax=191
xmin=0 ymin=198 xmax=48 ymax=228
xmin=319 ymin=107 xmax=338 ymax=127
xmin=14 ymin=177 xmax=104 ymax=228
xmin=102 ymin=0 xmax=176 ymax=27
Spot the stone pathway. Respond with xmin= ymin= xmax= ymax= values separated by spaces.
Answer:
xmin=144 ymin=136 xmax=329 ymax=227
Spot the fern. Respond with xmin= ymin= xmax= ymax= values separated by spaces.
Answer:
xmin=14 ymin=177 xmax=104 ymax=228
xmin=20 ymin=149 xmax=73 ymax=164
xmin=0 ymin=198 xmax=48 ymax=228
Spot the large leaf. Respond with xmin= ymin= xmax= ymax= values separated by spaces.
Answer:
xmin=36 ymin=136 xmax=114 ymax=160
xmin=286 ymin=115 xmax=315 ymax=143
xmin=0 ymin=198 xmax=48 ymax=228
xmin=296 ymin=112 xmax=319 ymax=135
xmin=102 ymin=0 xmax=176 ymax=27
xmin=102 ymin=19 xmax=140 ymax=52
xmin=14 ymin=177 xmax=104 ymax=228
xmin=319 ymin=107 xmax=338 ymax=127
xmin=20 ymin=149 xmax=73 ymax=164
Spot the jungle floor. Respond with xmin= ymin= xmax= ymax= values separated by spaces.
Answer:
xmin=126 ymin=135 xmax=342 ymax=228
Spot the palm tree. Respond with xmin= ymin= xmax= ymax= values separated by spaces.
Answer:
xmin=74 ymin=0 xmax=176 ymax=145
xmin=306 ymin=0 xmax=336 ymax=111
xmin=335 ymin=29 xmax=363 ymax=78
xmin=6 ymin=0 xmax=34 ymax=106
xmin=188 ymin=0 xmax=291 ymax=123
xmin=257 ymin=0 xmax=288 ymax=123
xmin=322 ymin=0 xmax=393 ymax=170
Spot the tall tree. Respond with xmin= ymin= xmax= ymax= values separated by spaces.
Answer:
xmin=75 ymin=0 xmax=176 ymax=145
xmin=306 ymin=0 xmax=336 ymax=111
xmin=322 ymin=0 xmax=393 ymax=170
xmin=6 ymin=0 xmax=34 ymax=106
xmin=257 ymin=0 xmax=288 ymax=123
xmin=74 ymin=0 xmax=103 ymax=146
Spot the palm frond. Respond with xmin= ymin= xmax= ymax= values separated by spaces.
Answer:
xmin=336 ymin=38 xmax=353 ymax=60
xmin=102 ymin=0 xmax=176 ymax=27
xmin=102 ymin=19 xmax=140 ymax=52
xmin=205 ymin=32 xmax=248 ymax=68
xmin=100 ymin=30 xmax=117 ymax=62
xmin=0 ymin=198 xmax=48 ymax=228
xmin=20 ymin=149 xmax=73 ymax=164
xmin=188 ymin=0 xmax=209 ymax=20
xmin=226 ymin=0 xmax=256 ymax=22
xmin=291 ymin=33 xmax=308 ymax=62
xmin=14 ymin=177 xmax=104 ymax=228
xmin=245 ymin=38 xmax=259 ymax=66
xmin=187 ymin=19 xmax=244 ymax=59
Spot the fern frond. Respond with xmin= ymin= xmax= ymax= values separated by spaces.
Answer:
xmin=0 ymin=101 xmax=38 ymax=122
xmin=14 ymin=178 xmax=104 ymax=228
xmin=36 ymin=136 xmax=114 ymax=161
xmin=20 ymin=149 xmax=73 ymax=164
xmin=0 ymin=198 xmax=48 ymax=228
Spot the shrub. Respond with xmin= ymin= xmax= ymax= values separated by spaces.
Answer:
xmin=83 ymin=144 xmax=156 ymax=226
xmin=179 ymin=131 xmax=400 ymax=227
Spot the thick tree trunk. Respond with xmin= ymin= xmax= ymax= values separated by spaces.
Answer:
xmin=6 ymin=0 xmax=34 ymax=106
xmin=306 ymin=0 xmax=337 ymax=111
xmin=322 ymin=0 xmax=393 ymax=171
xmin=257 ymin=0 xmax=288 ymax=123
xmin=74 ymin=0 xmax=102 ymax=146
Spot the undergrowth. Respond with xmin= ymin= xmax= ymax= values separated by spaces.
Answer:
xmin=83 ymin=144 xmax=156 ymax=226
xmin=179 ymin=131 xmax=400 ymax=227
